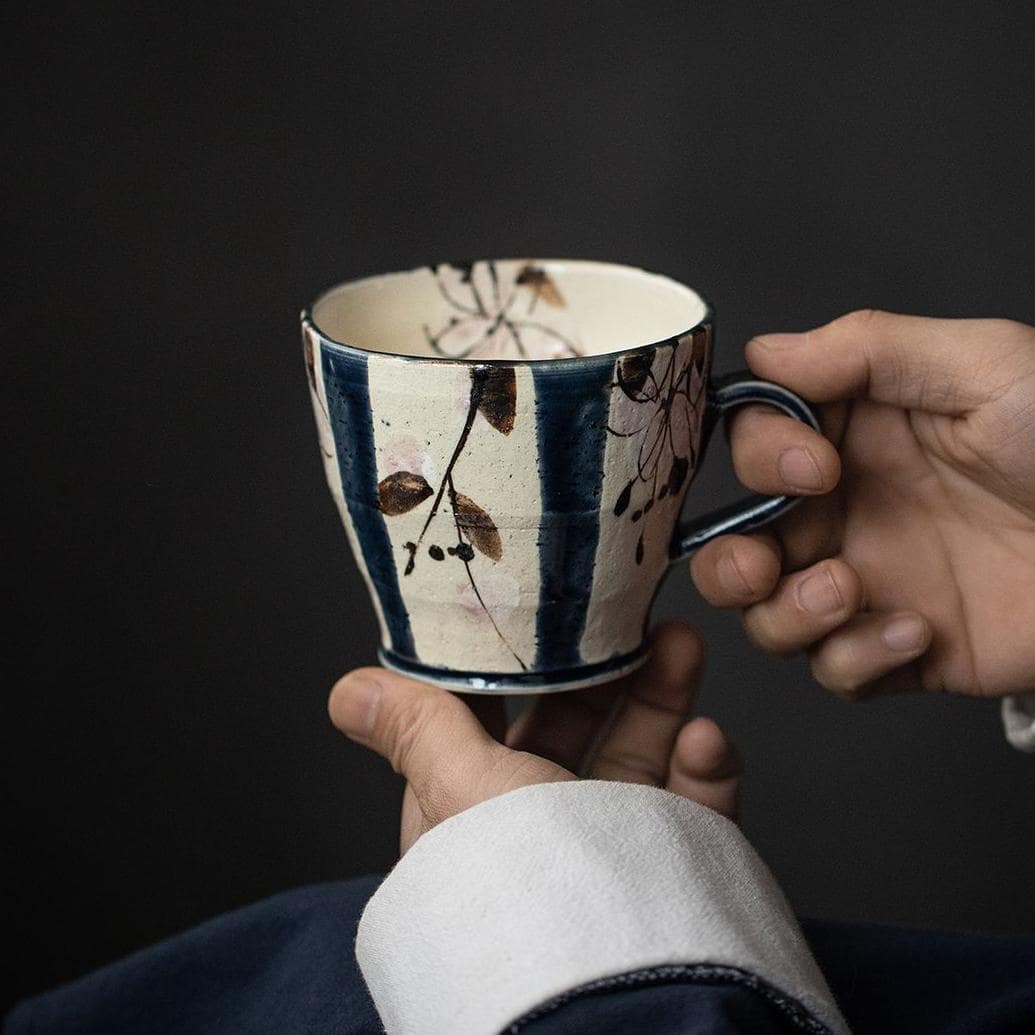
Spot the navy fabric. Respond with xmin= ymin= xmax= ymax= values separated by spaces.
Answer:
xmin=7 ymin=878 xmax=1035 ymax=1034
xmin=802 ymin=918 xmax=1035 ymax=1035
xmin=5 ymin=879 xmax=383 ymax=1035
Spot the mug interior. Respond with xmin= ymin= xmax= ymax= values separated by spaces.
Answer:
xmin=309 ymin=259 xmax=708 ymax=361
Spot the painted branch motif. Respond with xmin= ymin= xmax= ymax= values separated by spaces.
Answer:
xmin=607 ymin=331 xmax=709 ymax=564
xmin=424 ymin=261 xmax=583 ymax=361
xmin=376 ymin=366 xmax=528 ymax=670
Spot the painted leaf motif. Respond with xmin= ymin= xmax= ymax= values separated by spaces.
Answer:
xmin=667 ymin=455 xmax=690 ymax=497
xmin=475 ymin=366 xmax=517 ymax=435
xmin=378 ymin=471 xmax=434 ymax=515
xmin=516 ymin=265 xmax=565 ymax=307
xmin=691 ymin=328 xmax=709 ymax=374
xmin=614 ymin=479 xmax=634 ymax=517
xmin=454 ymin=493 xmax=502 ymax=561
xmin=616 ymin=353 xmax=653 ymax=400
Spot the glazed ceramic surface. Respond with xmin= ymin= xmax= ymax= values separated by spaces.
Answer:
xmin=303 ymin=260 xmax=816 ymax=692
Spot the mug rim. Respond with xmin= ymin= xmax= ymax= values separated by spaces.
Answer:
xmin=301 ymin=258 xmax=714 ymax=368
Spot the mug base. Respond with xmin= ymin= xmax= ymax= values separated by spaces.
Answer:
xmin=377 ymin=646 xmax=649 ymax=694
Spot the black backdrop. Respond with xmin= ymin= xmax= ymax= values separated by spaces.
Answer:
xmin=5 ymin=0 xmax=1034 ymax=1013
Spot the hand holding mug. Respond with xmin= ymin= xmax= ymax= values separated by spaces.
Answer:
xmin=328 ymin=622 xmax=740 ymax=853
xmin=690 ymin=311 xmax=1035 ymax=699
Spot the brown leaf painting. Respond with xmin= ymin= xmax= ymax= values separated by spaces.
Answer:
xmin=515 ymin=265 xmax=565 ymax=308
xmin=378 ymin=471 xmax=434 ymax=515
xmin=454 ymin=493 xmax=502 ymax=561
xmin=476 ymin=366 xmax=517 ymax=435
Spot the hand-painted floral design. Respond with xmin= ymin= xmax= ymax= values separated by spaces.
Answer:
xmin=376 ymin=365 xmax=528 ymax=670
xmin=607 ymin=329 xmax=709 ymax=564
xmin=423 ymin=261 xmax=583 ymax=360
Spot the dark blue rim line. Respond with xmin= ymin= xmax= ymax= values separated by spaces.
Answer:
xmin=379 ymin=644 xmax=648 ymax=692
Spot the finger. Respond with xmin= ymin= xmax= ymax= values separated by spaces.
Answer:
xmin=770 ymin=490 xmax=845 ymax=573
xmin=690 ymin=532 xmax=782 ymax=607
xmin=742 ymin=558 xmax=864 ymax=655
xmin=746 ymin=310 xmax=1017 ymax=414
xmin=727 ymin=405 xmax=841 ymax=496
xmin=666 ymin=717 xmax=742 ymax=820
xmin=589 ymin=621 xmax=705 ymax=784
xmin=457 ymin=693 xmax=507 ymax=741
xmin=505 ymin=682 xmax=624 ymax=771
xmin=808 ymin=611 xmax=932 ymax=699
xmin=815 ymin=399 xmax=852 ymax=449
xmin=328 ymin=667 xmax=498 ymax=794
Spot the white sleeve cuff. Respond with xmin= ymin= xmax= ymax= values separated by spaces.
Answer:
xmin=356 ymin=781 xmax=847 ymax=1034
xmin=1003 ymin=695 xmax=1035 ymax=752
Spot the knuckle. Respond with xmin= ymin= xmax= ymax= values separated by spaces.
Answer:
xmin=840 ymin=307 xmax=887 ymax=330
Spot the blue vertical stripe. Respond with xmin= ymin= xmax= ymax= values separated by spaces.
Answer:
xmin=531 ymin=362 xmax=610 ymax=669
xmin=321 ymin=347 xmax=415 ymax=659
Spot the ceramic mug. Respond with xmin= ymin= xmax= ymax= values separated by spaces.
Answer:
xmin=303 ymin=259 xmax=818 ymax=693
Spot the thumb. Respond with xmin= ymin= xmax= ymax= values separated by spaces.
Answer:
xmin=746 ymin=309 xmax=1022 ymax=414
xmin=328 ymin=667 xmax=499 ymax=794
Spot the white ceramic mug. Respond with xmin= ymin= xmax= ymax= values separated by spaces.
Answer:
xmin=303 ymin=259 xmax=817 ymax=692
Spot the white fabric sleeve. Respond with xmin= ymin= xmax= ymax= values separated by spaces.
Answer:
xmin=355 ymin=781 xmax=847 ymax=1035
xmin=1003 ymin=695 xmax=1035 ymax=752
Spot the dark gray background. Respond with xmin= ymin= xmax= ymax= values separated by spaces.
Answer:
xmin=5 ymin=0 xmax=1034 ymax=1014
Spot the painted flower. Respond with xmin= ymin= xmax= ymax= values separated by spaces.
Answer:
xmin=608 ymin=329 xmax=709 ymax=563
xmin=423 ymin=261 xmax=582 ymax=361
xmin=382 ymin=434 xmax=439 ymax=490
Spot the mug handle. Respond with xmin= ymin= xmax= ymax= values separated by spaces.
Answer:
xmin=670 ymin=371 xmax=821 ymax=561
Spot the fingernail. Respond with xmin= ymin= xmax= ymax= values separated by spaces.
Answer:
xmin=796 ymin=569 xmax=844 ymax=615
xmin=882 ymin=615 xmax=927 ymax=652
xmin=778 ymin=447 xmax=825 ymax=492
xmin=335 ymin=677 xmax=382 ymax=742
xmin=718 ymin=551 xmax=752 ymax=598
xmin=751 ymin=333 xmax=804 ymax=350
